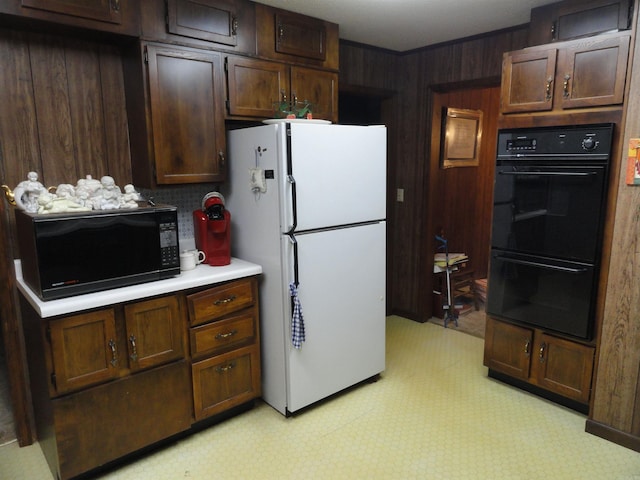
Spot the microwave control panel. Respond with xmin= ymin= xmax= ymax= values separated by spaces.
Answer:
xmin=159 ymin=219 xmax=179 ymax=268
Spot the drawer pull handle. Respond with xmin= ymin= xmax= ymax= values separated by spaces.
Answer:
xmin=216 ymin=330 xmax=238 ymax=340
xmin=216 ymin=362 xmax=236 ymax=373
xmin=109 ymin=339 xmax=118 ymax=367
xmin=524 ymin=339 xmax=530 ymax=356
xmin=214 ymin=294 xmax=237 ymax=306
xmin=129 ymin=335 xmax=138 ymax=362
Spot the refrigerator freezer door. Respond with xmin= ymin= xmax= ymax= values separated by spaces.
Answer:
xmin=283 ymin=221 xmax=386 ymax=413
xmin=282 ymin=124 xmax=386 ymax=232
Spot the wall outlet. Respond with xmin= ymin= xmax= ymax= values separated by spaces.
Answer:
xmin=396 ymin=188 xmax=404 ymax=202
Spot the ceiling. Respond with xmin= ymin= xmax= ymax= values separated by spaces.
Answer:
xmin=253 ymin=0 xmax=558 ymax=52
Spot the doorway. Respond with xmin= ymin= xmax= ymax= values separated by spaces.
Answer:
xmin=425 ymin=84 xmax=500 ymax=332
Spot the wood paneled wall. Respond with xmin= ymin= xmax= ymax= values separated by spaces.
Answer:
xmin=0 ymin=29 xmax=132 ymax=198
xmin=587 ymin=5 xmax=640 ymax=450
xmin=341 ymin=26 xmax=530 ymax=321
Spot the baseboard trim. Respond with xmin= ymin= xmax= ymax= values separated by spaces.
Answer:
xmin=585 ymin=419 xmax=640 ymax=453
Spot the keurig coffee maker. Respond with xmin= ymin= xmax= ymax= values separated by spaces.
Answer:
xmin=193 ymin=192 xmax=231 ymax=266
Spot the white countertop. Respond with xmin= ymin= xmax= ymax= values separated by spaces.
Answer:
xmin=15 ymin=258 xmax=262 ymax=318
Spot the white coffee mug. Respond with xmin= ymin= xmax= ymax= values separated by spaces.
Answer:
xmin=179 ymin=250 xmax=206 ymax=271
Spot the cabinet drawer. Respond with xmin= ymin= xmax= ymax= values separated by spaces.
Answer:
xmin=187 ymin=278 xmax=255 ymax=326
xmin=190 ymin=311 xmax=256 ymax=359
xmin=192 ymin=345 xmax=261 ymax=420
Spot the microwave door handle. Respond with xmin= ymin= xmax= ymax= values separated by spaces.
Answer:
xmin=499 ymin=171 xmax=597 ymax=177
xmin=494 ymin=255 xmax=588 ymax=274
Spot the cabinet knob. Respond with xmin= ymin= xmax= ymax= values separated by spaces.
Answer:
xmin=215 ymin=330 xmax=238 ymax=340
xmin=277 ymin=24 xmax=285 ymax=43
xmin=563 ymin=74 xmax=571 ymax=98
xmin=129 ymin=335 xmax=138 ymax=362
xmin=214 ymin=294 xmax=236 ymax=306
xmin=109 ymin=339 xmax=118 ymax=367
xmin=231 ymin=17 xmax=239 ymax=36
xmin=110 ymin=0 xmax=120 ymax=13
xmin=545 ymin=76 xmax=553 ymax=101
xmin=539 ymin=342 xmax=546 ymax=363
xmin=216 ymin=362 xmax=236 ymax=373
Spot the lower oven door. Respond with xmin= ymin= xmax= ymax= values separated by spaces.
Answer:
xmin=486 ymin=250 xmax=596 ymax=339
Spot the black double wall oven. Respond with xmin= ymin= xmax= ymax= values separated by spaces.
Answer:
xmin=487 ymin=124 xmax=614 ymax=340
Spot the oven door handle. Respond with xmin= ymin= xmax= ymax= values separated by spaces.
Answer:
xmin=499 ymin=171 xmax=597 ymax=177
xmin=494 ymin=255 xmax=588 ymax=273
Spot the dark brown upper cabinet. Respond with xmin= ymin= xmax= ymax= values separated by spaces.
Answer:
xmin=255 ymin=3 xmax=339 ymax=71
xmin=0 ymin=0 xmax=140 ymax=35
xmin=501 ymin=32 xmax=630 ymax=113
xmin=225 ymin=56 xmax=338 ymax=122
xmin=140 ymin=0 xmax=256 ymax=55
xmin=274 ymin=11 xmax=326 ymax=61
xmin=124 ymin=42 xmax=227 ymax=186
xmin=529 ymin=0 xmax=632 ymax=46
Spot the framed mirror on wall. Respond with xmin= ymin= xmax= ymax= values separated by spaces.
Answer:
xmin=440 ymin=107 xmax=483 ymax=168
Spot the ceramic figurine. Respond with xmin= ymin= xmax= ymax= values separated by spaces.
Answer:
xmin=121 ymin=184 xmax=140 ymax=208
xmin=13 ymin=171 xmax=47 ymax=213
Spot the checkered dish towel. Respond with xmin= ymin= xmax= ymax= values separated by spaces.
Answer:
xmin=289 ymin=282 xmax=305 ymax=349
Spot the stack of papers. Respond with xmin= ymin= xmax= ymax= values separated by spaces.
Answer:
xmin=434 ymin=253 xmax=468 ymax=268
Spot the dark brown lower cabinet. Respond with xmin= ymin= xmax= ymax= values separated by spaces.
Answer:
xmin=51 ymin=361 xmax=191 ymax=480
xmin=20 ymin=276 xmax=261 ymax=480
xmin=484 ymin=316 xmax=595 ymax=405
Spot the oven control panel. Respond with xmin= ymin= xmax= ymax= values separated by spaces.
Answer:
xmin=498 ymin=123 xmax=613 ymax=159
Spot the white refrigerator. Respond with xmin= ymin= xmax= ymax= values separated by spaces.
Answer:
xmin=225 ymin=122 xmax=386 ymax=415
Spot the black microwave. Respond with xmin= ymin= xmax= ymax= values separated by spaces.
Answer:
xmin=16 ymin=205 xmax=180 ymax=301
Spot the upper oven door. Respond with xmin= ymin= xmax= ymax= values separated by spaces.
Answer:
xmin=491 ymin=164 xmax=607 ymax=262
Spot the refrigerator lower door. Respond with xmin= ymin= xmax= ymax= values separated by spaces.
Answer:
xmin=282 ymin=221 xmax=386 ymax=413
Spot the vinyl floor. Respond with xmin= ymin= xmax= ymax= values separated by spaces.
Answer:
xmin=1 ymin=316 xmax=639 ymax=480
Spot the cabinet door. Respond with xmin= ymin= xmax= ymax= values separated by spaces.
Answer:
xmin=191 ymin=345 xmax=260 ymax=420
xmin=124 ymin=295 xmax=185 ymax=371
xmin=49 ymin=309 xmax=119 ymax=395
xmin=167 ymin=0 xmax=240 ymax=46
xmin=558 ymin=34 xmax=630 ymax=109
xmin=53 ymin=361 xmax=191 ymax=480
xmin=534 ymin=332 xmax=594 ymax=404
xmin=290 ymin=66 xmax=338 ymax=122
xmin=146 ymin=44 xmax=226 ymax=184
xmin=529 ymin=0 xmax=631 ymax=45
xmin=225 ymin=56 xmax=288 ymax=117
xmin=274 ymin=11 xmax=326 ymax=61
xmin=500 ymin=49 xmax=557 ymax=113
xmin=483 ymin=317 xmax=533 ymax=380
xmin=20 ymin=0 xmax=123 ymax=24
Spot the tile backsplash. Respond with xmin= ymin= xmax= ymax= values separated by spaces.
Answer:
xmin=139 ymin=185 xmax=220 ymax=243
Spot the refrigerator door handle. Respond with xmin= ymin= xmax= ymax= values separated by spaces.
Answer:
xmin=286 ymin=174 xmax=298 ymax=234
xmin=287 ymin=233 xmax=300 ymax=286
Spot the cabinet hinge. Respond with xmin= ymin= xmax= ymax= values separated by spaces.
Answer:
xmin=551 ymin=21 xmax=557 ymax=41
xmin=224 ymin=58 xmax=228 ymax=72
xmin=143 ymin=45 xmax=149 ymax=64
xmin=225 ymin=99 xmax=230 ymax=111
xmin=50 ymin=372 xmax=57 ymax=390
